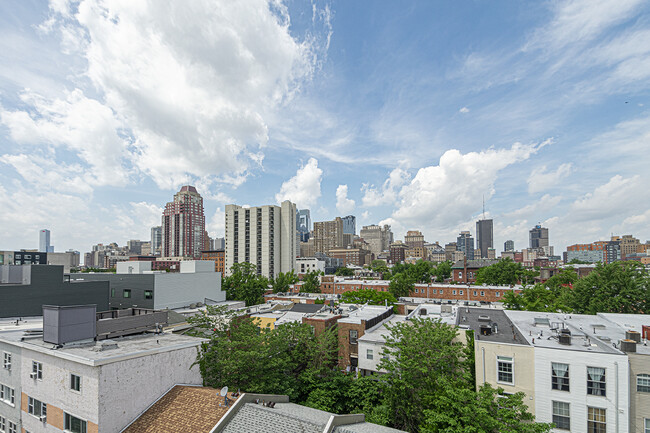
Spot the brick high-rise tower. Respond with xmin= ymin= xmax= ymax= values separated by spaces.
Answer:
xmin=162 ymin=186 xmax=205 ymax=258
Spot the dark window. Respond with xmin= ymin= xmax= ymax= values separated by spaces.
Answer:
xmin=552 ymin=401 xmax=570 ymax=430
xmin=349 ymin=330 xmax=358 ymax=345
xmin=144 ymin=290 xmax=153 ymax=300
xmin=64 ymin=413 xmax=87 ymax=433
xmin=637 ymin=374 xmax=650 ymax=393
xmin=587 ymin=407 xmax=606 ymax=433
xmin=123 ymin=289 xmax=131 ymax=298
xmin=552 ymin=363 xmax=569 ymax=391
xmin=587 ymin=367 xmax=606 ymax=396
xmin=497 ymin=356 xmax=514 ymax=384
xmin=70 ymin=374 xmax=81 ymax=392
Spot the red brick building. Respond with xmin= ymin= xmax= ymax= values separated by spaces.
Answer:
xmin=200 ymin=249 xmax=225 ymax=273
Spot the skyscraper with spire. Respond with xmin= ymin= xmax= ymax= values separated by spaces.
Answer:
xmin=162 ymin=186 xmax=206 ymax=258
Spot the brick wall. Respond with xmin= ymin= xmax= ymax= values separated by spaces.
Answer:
xmin=302 ymin=315 xmax=340 ymax=337
xmin=338 ymin=322 xmax=365 ymax=369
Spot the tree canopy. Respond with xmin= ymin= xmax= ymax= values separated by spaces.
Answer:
xmin=475 ymin=258 xmax=538 ymax=286
xmin=388 ymin=272 xmax=415 ymax=298
xmin=335 ymin=267 xmax=355 ymax=276
xmin=341 ymin=288 xmax=397 ymax=309
xmin=272 ymin=270 xmax=299 ymax=293
xmin=222 ymin=262 xmax=269 ymax=306
xmin=300 ymin=269 xmax=323 ymax=293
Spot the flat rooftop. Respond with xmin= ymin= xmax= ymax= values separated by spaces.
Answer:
xmin=358 ymin=315 xmax=407 ymax=344
xmin=0 ymin=329 xmax=205 ymax=366
xmin=338 ymin=305 xmax=393 ymax=324
xmin=504 ymin=310 xmax=648 ymax=355
xmin=458 ymin=308 xmax=529 ymax=345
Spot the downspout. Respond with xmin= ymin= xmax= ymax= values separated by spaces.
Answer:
xmin=615 ymin=361 xmax=619 ymax=433
xmin=482 ymin=346 xmax=486 ymax=385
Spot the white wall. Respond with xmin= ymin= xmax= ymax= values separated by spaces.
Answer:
xmin=153 ymin=271 xmax=224 ymax=309
xmin=533 ymin=347 xmax=629 ymax=433
xmin=98 ymin=346 xmax=203 ymax=433
xmin=358 ymin=340 xmax=388 ymax=373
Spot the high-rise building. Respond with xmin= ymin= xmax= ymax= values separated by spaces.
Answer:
xmin=39 ymin=229 xmax=53 ymax=253
xmin=211 ymin=237 xmax=225 ymax=250
xmin=342 ymin=215 xmax=356 ymax=235
xmin=504 ymin=240 xmax=514 ymax=252
xmin=404 ymin=230 xmax=425 ymax=248
xmin=529 ymin=224 xmax=549 ymax=249
xmin=297 ymin=209 xmax=311 ymax=242
xmin=457 ymin=231 xmax=475 ymax=260
xmin=313 ymin=217 xmax=344 ymax=254
xmin=162 ymin=186 xmax=206 ymax=258
xmin=359 ymin=224 xmax=393 ymax=256
xmin=225 ymin=200 xmax=297 ymax=278
xmin=151 ymin=226 xmax=162 ymax=256
xmin=476 ymin=219 xmax=493 ymax=259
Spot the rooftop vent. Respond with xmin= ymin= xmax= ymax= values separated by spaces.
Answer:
xmin=626 ymin=330 xmax=641 ymax=343
xmin=620 ymin=339 xmax=637 ymax=353
xmin=558 ymin=333 xmax=571 ymax=345
xmin=479 ymin=324 xmax=492 ymax=336
xmin=478 ymin=315 xmax=490 ymax=322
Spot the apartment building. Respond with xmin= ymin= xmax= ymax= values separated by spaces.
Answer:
xmin=0 ymin=306 xmax=204 ymax=433
xmin=337 ymin=305 xmax=393 ymax=370
xmin=359 ymin=225 xmax=393 ymax=256
xmin=225 ymin=201 xmax=298 ymax=279
xmin=313 ymin=217 xmax=344 ymax=254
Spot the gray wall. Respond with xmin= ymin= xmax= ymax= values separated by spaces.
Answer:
xmin=73 ymin=274 xmax=156 ymax=310
xmin=0 ymin=340 xmax=21 ymax=431
xmin=0 ymin=265 xmax=109 ymax=318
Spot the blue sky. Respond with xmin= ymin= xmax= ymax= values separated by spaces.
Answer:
xmin=1 ymin=0 xmax=650 ymax=255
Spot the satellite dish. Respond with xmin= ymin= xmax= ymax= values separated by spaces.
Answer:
xmin=220 ymin=386 xmax=229 ymax=397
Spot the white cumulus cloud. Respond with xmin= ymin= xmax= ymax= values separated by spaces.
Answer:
xmin=527 ymin=163 xmax=573 ymax=194
xmin=335 ymin=184 xmax=355 ymax=214
xmin=361 ymin=166 xmax=411 ymax=207
xmin=275 ymin=158 xmax=322 ymax=208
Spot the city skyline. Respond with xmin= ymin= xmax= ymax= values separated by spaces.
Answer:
xmin=1 ymin=1 xmax=650 ymax=255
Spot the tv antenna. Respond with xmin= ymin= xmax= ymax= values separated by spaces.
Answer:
xmin=482 ymin=195 xmax=486 ymax=220
xmin=219 ymin=386 xmax=230 ymax=406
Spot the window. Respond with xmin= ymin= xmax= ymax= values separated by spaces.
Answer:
xmin=645 ymin=418 xmax=650 ymax=433
xmin=497 ymin=356 xmax=514 ymax=385
xmin=439 ymin=290 xmax=443 ymax=294
xmin=552 ymin=363 xmax=570 ymax=391
xmin=452 ymin=290 xmax=457 ymax=295
xmin=8 ymin=421 xmax=16 ymax=433
xmin=123 ymin=289 xmax=131 ymax=298
xmin=458 ymin=271 xmax=463 ymax=278
xmin=2 ymin=353 xmax=9 ymax=370
xmin=587 ymin=367 xmax=606 ymax=396
xmin=70 ymin=374 xmax=81 ymax=392
xmin=111 ymin=288 xmax=115 ymax=297
xmin=349 ymin=330 xmax=358 ymax=345
xmin=459 ymin=290 xmax=463 ymax=295
xmin=65 ymin=413 xmax=87 ymax=433
xmin=28 ymin=397 xmax=47 ymax=420
xmin=495 ymin=291 xmax=500 ymax=297
xmin=32 ymin=361 xmax=43 ymax=380
xmin=0 ymin=384 xmax=15 ymax=405
xmin=588 ymin=407 xmax=606 ymax=433
xmin=473 ymin=291 xmax=477 ymax=296
xmin=638 ymin=374 xmax=650 ymax=393
xmin=367 ymin=349 xmax=373 ymax=360
xmin=480 ymin=291 xmax=485 ymax=296
xmin=0 ymin=416 xmax=4 ymax=432
xmin=552 ymin=401 xmax=570 ymax=430
xmin=144 ymin=290 xmax=153 ymax=300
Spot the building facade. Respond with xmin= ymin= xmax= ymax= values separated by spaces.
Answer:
xmin=39 ymin=229 xmax=53 ymax=253
xmin=404 ymin=231 xmax=425 ymax=248
xmin=359 ymin=225 xmax=393 ymax=256
xmin=162 ymin=186 xmax=206 ymax=258
xmin=342 ymin=215 xmax=356 ymax=235
xmin=530 ymin=225 xmax=549 ymax=249
xmin=150 ymin=226 xmax=162 ymax=256
xmin=476 ymin=219 xmax=493 ymax=259
xmin=224 ymin=201 xmax=298 ymax=279
xmin=313 ymin=218 xmax=344 ymax=254
xmin=457 ymin=231 xmax=475 ymax=260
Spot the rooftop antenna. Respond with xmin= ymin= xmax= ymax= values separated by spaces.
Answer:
xmin=482 ymin=195 xmax=486 ymax=220
xmin=219 ymin=386 xmax=230 ymax=407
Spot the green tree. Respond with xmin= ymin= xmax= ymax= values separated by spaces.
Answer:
xmin=272 ymin=270 xmax=299 ymax=293
xmin=433 ymin=261 xmax=452 ymax=282
xmin=407 ymin=260 xmax=434 ymax=283
xmin=223 ymin=262 xmax=269 ymax=306
xmin=371 ymin=259 xmax=391 ymax=278
xmin=301 ymin=269 xmax=323 ymax=293
xmin=341 ymin=288 xmax=397 ymax=308
xmin=335 ymin=267 xmax=355 ymax=276
xmin=565 ymin=261 xmax=649 ymax=314
xmin=475 ymin=259 xmax=538 ymax=286
xmin=388 ymin=272 xmax=415 ymax=299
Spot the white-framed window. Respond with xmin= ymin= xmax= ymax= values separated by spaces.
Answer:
xmin=367 ymin=349 xmax=373 ymax=360
xmin=2 ymin=353 xmax=9 ymax=370
xmin=28 ymin=397 xmax=47 ymax=420
xmin=32 ymin=361 xmax=43 ymax=380
xmin=0 ymin=415 xmax=5 ymax=432
xmin=587 ymin=367 xmax=606 ymax=396
xmin=637 ymin=374 xmax=650 ymax=393
xmin=452 ymin=290 xmax=456 ymax=295
xmin=71 ymin=374 xmax=82 ymax=392
xmin=552 ymin=401 xmax=570 ymax=430
xmin=473 ymin=291 xmax=477 ymax=296
xmin=0 ymin=384 xmax=15 ymax=405
xmin=552 ymin=362 xmax=570 ymax=391
xmin=459 ymin=290 xmax=463 ymax=295
xmin=480 ymin=291 xmax=485 ymax=296
xmin=645 ymin=418 xmax=650 ymax=433
xmin=349 ymin=330 xmax=358 ymax=345
xmin=64 ymin=412 xmax=87 ymax=433
xmin=8 ymin=421 xmax=16 ymax=433
xmin=588 ymin=407 xmax=606 ymax=433
xmin=497 ymin=356 xmax=514 ymax=385
xmin=439 ymin=290 xmax=443 ymax=294
xmin=495 ymin=291 xmax=500 ymax=297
